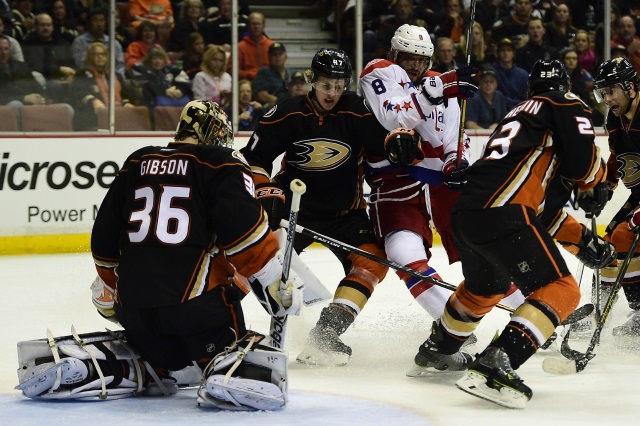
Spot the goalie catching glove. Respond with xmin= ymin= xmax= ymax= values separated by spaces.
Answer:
xmin=559 ymin=224 xmax=617 ymax=269
xmin=442 ymin=152 xmax=469 ymax=191
xmin=422 ymin=67 xmax=479 ymax=105
xmin=248 ymin=250 xmax=303 ymax=317
xmin=384 ymin=128 xmax=423 ymax=165
xmin=255 ymin=182 xmax=285 ymax=231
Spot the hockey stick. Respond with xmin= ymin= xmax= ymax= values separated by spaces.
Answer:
xmin=590 ymin=214 xmax=602 ymax=323
xmin=456 ymin=0 xmax=480 ymax=165
xmin=281 ymin=219 xmax=594 ymax=325
xmin=268 ymin=179 xmax=306 ymax=349
xmin=543 ymin=231 xmax=640 ymax=374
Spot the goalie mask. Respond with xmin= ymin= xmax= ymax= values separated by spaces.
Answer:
xmin=175 ymin=100 xmax=233 ymax=148
xmin=527 ymin=59 xmax=571 ymax=98
xmin=593 ymin=57 xmax=639 ymax=103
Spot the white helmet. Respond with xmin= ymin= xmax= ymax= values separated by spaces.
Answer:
xmin=390 ymin=24 xmax=434 ymax=61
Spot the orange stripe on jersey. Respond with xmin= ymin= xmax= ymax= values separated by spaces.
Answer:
xmin=551 ymin=213 xmax=583 ymax=245
xmin=485 ymin=143 xmax=557 ymax=210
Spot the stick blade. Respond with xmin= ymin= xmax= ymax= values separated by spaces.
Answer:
xmin=542 ymin=357 xmax=577 ymax=375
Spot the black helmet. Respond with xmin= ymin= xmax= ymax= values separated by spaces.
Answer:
xmin=593 ymin=57 xmax=638 ymax=102
xmin=527 ymin=59 xmax=571 ymax=97
xmin=309 ymin=48 xmax=352 ymax=88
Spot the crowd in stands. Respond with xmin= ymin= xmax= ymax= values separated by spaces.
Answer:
xmin=0 ymin=0 xmax=636 ymax=131
xmin=0 ymin=0 xmax=293 ymax=131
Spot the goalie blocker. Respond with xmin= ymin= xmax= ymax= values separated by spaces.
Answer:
xmin=16 ymin=329 xmax=289 ymax=411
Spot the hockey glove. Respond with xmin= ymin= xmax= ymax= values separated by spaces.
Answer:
xmin=575 ymin=181 xmax=610 ymax=217
xmin=255 ymin=182 xmax=285 ymax=231
xmin=422 ymin=67 xmax=479 ymax=105
xmin=442 ymin=152 xmax=469 ymax=191
xmin=249 ymin=251 xmax=303 ymax=317
xmin=90 ymin=275 xmax=118 ymax=323
xmin=628 ymin=204 xmax=640 ymax=231
xmin=384 ymin=127 xmax=423 ymax=165
xmin=559 ymin=225 xmax=617 ymax=269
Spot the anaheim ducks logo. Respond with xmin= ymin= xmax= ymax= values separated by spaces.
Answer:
xmin=619 ymin=153 xmax=640 ymax=187
xmin=289 ymin=139 xmax=351 ymax=171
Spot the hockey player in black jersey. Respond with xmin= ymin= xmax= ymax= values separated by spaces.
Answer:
xmin=416 ymin=60 xmax=609 ymax=408
xmin=592 ymin=57 xmax=640 ymax=337
xmin=16 ymin=101 xmax=302 ymax=411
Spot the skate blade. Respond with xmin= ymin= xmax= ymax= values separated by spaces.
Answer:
xmin=296 ymin=345 xmax=349 ymax=367
xmin=456 ymin=371 xmax=528 ymax=409
xmin=406 ymin=364 xmax=465 ymax=377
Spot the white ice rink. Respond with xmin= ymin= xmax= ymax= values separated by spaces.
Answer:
xmin=1 ymin=246 xmax=640 ymax=425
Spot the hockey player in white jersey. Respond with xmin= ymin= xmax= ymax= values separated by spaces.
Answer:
xmin=359 ymin=24 xmax=525 ymax=373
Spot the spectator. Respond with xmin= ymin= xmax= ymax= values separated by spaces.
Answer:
xmin=132 ymin=45 xmax=191 ymax=108
xmin=493 ymin=38 xmax=528 ymax=109
xmin=492 ymin=0 xmax=535 ymax=49
xmin=475 ymin=0 xmax=511 ymax=43
xmin=0 ymin=14 xmax=24 ymax=62
xmin=0 ymin=34 xmax=46 ymax=111
xmin=573 ymin=29 xmax=596 ymax=74
xmin=168 ymin=0 xmax=204 ymax=53
xmin=182 ymin=31 xmax=205 ymax=79
xmin=561 ymin=47 xmax=602 ymax=126
xmin=9 ymin=0 xmax=35 ymax=42
xmin=277 ymin=70 xmax=308 ymax=103
xmin=465 ymin=68 xmax=507 ymax=129
xmin=253 ymin=42 xmax=291 ymax=109
xmin=21 ymin=13 xmax=76 ymax=103
xmin=48 ymin=0 xmax=78 ymax=44
xmin=366 ymin=0 xmax=426 ymax=61
xmin=129 ymin=0 xmax=174 ymax=29
xmin=201 ymin=0 xmax=248 ymax=51
xmin=114 ymin=7 xmax=134 ymax=51
xmin=432 ymin=37 xmax=458 ymax=73
xmin=544 ymin=3 xmax=577 ymax=50
xmin=72 ymin=7 xmax=126 ymax=80
xmin=71 ymin=42 xmax=135 ymax=130
xmin=595 ymin=3 xmax=619 ymax=64
xmin=611 ymin=15 xmax=640 ymax=74
xmin=225 ymin=78 xmax=263 ymax=131
xmin=125 ymin=21 xmax=162 ymax=70
xmin=457 ymin=21 xmax=487 ymax=68
xmin=612 ymin=43 xmax=629 ymax=60
xmin=515 ymin=17 xmax=559 ymax=72
xmin=192 ymin=44 xmax=231 ymax=109
xmin=433 ymin=0 xmax=466 ymax=44
xmin=233 ymin=11 xmax=273 ymax=80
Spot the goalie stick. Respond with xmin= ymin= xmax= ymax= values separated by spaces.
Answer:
xmin=543 ymin=231 xmax=640 ymax=375
xmin=281 ymin=219 xmax=594 ymax=325
xmin=268 ymin=179 xmax=306 ymax=349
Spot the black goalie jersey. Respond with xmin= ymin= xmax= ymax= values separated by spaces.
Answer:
xmin=454 ymin=91 xmax=605 ymax=213
xmin=91 ymin=143 xmax=278 ymax=308
xmin=241 ymin=93 xmax=389 ymax=218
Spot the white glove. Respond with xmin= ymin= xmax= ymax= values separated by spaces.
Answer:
xmin=90 ymin=275 xmax=118 ymax=323
xmin=249 ymin=251 xmax=304 ymax=317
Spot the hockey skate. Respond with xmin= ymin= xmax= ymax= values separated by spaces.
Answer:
xmin=296 ymin=304 xmax=354 ymax=367
xmin=456 ymin=346 xmax=532 ymax=409
xmin=407 ymin=321 xmax=473 ymax=377
xmin=613 ymin=310 xmax=640 ymax=337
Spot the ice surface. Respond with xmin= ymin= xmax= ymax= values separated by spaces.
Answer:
xmin=2 ymin=247 xmax=640 ymax=425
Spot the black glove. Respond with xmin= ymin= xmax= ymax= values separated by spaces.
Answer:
xmin=559 ymin=225 xmax=617 ymax=269
xmin=384 ymin=128 xmax=422 ymax=165
xmin=422 ymin=67 xmax=479 ymax=105
xmin=442 ymin=152 xmax=469 ymax=191
xmin=576 ymin=181 xmax=610 ymax=217
xmin=255 ymin=182 xmax=285 ymax=230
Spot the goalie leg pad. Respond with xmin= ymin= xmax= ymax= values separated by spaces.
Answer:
xmin=16 ymin=329 xmax=144 ymax=400
xmin=197 ymin=332 xmax=288 ymax=411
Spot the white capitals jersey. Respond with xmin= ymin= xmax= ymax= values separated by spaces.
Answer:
xmin=359 ymin=59 xmax=467 ymax=184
